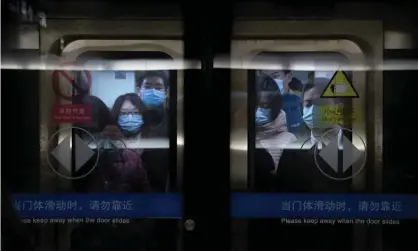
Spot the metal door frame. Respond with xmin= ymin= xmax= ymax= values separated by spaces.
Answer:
xmin=228 ymin=20 xmax=383 ymax=251
xmin=38 ymin=19 xmax=184 ymax=251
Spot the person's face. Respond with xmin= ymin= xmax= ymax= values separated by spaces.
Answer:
xmin=140 ymin=76 xmax=165 ymax=92
xmin=303 ymin=86 xmax=320 ymax=108
xmin=272 ymin=71 xmax=292 ymax=91
xmin=120 ymin=100 xmax=140 ymax=117
xmin=257 ymin=91 xmax=273 ymax=108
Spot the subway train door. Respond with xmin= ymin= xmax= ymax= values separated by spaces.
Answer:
xmin=37 ymin=19 xmax=185 ymax=251
xmin=228 ymin=20 xmax=383 ymax=251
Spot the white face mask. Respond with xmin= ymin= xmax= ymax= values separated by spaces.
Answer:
xmin=274 ymin=79 xmax=285 ymax=93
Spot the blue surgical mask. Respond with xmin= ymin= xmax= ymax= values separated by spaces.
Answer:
xmin=141 ymin=89 xmax=166 ymax=107
xmin=256 ymin=108 xmax=271 ymax=125
xmin=274 ymin=79 xmax=284 ymax=93
xmin=302 ymin=105 xmax=326 ymax=129
xmin=118 ymin=114 xmax=144 ymax=133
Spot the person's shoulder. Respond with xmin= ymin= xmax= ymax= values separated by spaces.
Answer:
xmin=278 ymin=132 xmax=297 ymax=145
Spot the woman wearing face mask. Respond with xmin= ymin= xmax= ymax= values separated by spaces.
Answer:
xmin=110 ymin=93 xmax=148 ymax=146
xmin=109 ymin=93 xmax=170 ymax=191
xmin=255 ymin=87 xmax=297 ymax=174
xmin=71 ymin=94 xmax=151 ymax=251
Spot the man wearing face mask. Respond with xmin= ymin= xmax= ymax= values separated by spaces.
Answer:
xmin=301 ymin=79 xmax=342 ymax=148
xmin=136 ymin=70 xmax=171 ymax=192
xmin=267 ymin=70 xmax=305 ymax=135
xmin=137 ymin=71 xmax=169 ymax=138
xmin=252 ymin=77 xmax=351 ymax=251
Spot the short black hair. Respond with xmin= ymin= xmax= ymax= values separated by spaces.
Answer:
xmin=257 ymin=91 xmax=283 ymax=122
xmin=302 ymin=83 xmax=315 ymax=93
xmin=258 ymin=75 xmax=279 ymax=92
xmin=136 ymin=70 xmax=169 ymax=90
xmin=301 ymin=83 xmax=315 ymax=99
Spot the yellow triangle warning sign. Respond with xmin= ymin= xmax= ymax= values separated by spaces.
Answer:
xmin=320 ymin=71 xmax=359 ymax=98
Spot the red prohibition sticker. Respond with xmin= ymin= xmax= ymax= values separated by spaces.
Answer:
xmin=51 ymin=104 xmax=92 ymax=124
xmin=52 ymin=62 xmax=92 ymax=101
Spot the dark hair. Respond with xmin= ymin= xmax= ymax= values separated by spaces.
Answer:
xmin=257 ymin=91 xmax=283 ymax=122
xmin=258 ymin=75 xmax=279 ymax=92
xmin=269 ymin=93 xmax=283 ymax=121
xmin=111 ymin=93 xmax=148 ymax=122
xmin=136 ymin=70 xmax=169 ymax=90
xmin=302 ymin=83 xmax=315 ymax=95
xmin=73 ymin=95 xmax=112 ymax=133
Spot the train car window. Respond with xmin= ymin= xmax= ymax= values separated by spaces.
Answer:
xmin=248 ymin=52 xmax=363 ymax=191
xmin=31 ymin=49 xmax=181 ymax=251
xmin=230 ymin=50 xmax=369 ymax=251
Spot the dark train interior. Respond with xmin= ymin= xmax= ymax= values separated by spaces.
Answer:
xmin=2 ymin=1 xmax=418 ymax=251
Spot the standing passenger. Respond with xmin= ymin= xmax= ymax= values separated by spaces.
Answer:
xmin=250 ymin=77 xmax=351 ymax=251
xmin=265 ymin=70 xmax=306 ymax=135
xmin=301 ymin=78 xmax=342 ymax=148
xmin=136 ymin=71 xmax=171 ymax=192
xmin=137 ymin=70 xmax=169 ymax=138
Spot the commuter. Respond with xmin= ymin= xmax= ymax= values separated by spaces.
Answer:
xmin=73 ymin=94 xmax=151 ymax=193
xmin=256 ymin=90 xmax=297 ymax=170
xmin=277 ymin=77 xmax=346 ymax=192
xmin=270 ymin=69 xmax=303 ymax=96
xmin=110 ymin=93 xmax=148 ymax=146
xmin=250 ymin=77 xmax=351 ymax=251
xmin=262 ymin=69 xmax=306 ymax=135
xmin=301 ymin=78 xmax=342 ymax=148
xmin=137 ymin=71 xmax=171 ymax=192
xmin=71 ymin=95 xmax=150 ymax=251
xmin=137 ymin=70 xmax=169 ymax=138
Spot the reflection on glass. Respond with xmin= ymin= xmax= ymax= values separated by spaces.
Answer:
xmin=73 ymin=66 xmax=171 ymax=193
xmin=245 ymin=52 xmax=363 ymax=251
xmin=69 ymin=60 xmax=176 ymax=251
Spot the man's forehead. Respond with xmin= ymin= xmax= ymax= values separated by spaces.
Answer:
xmin=303 ymin=87 xmax=319 ymax=100
xmin=144 ymin=76 xmax=164 ymax=84
xmin=260 ymin=70 xmax=286 ymax=76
